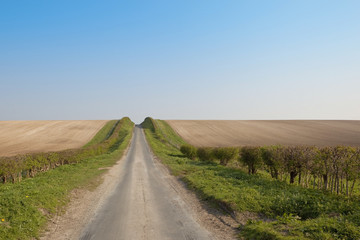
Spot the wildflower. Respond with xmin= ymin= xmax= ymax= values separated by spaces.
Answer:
xmin=1 ymin=219 xmax=4 ymax=222
xmin=26 ymin=196 xmax=29 ymax=198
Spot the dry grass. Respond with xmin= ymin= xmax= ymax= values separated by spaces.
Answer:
xmin=0 ymin=120 xmax=108 ymax=156
xmin=166 ymin=120 xmax=360 ymax=147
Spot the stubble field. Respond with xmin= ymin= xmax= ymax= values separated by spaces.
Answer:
xmin=166 ymin=120 xmax=360 ymax=147
xmin=0 ymin=120 xmax=108 ymax=156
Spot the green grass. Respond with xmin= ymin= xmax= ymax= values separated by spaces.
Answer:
xmin=0 ymin=117 xmax=134 ymax=240
xmin=142 ymin=117 xmax=360 ymax=240
xmin=83 ymin=120 xmax=118 ymax=148
xmin=153 ymin=119 xmax=187 ymax=148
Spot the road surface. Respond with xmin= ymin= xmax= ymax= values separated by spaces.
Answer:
xmin=80 ymin=126 xmax=213 ymax=240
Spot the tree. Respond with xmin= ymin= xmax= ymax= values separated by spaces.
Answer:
xmin=298 ymin=146 xmax=317 ymax=186
xmin=283 ymin=146 xmax=303 ymax=184
xmin=343 ymin=147 xmax=357 ymax=196
xmin=330 ymin=146 xmax=350 ymax=194
xmin=349 ymin=147 xmax=360 ymax=196
xmin=316 ymin=147 xmax=332 ymax=190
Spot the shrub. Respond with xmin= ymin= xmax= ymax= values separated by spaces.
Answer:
xmin=197 ymin=147 xmax=214 ymax=162
xmin=213 ymin=147 xmax=239 ymax=166
xmin=283 ymin=146 xmax=305 ymax=184
xmin=262 ymin=146 xmax=284 ymax=179
xmin=180 ymin=144 xmax=197 ymax=160
xmin=240 ymin=146 xmax=263 ymax=174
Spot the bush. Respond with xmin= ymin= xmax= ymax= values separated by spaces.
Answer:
xmin=180 ymin=144 xmax=197 ymax=160
xmin=240 ymin=146 xmax=263 ymax=174
xmin=262 ymin=146 xmax=284 ymax=179
xmin=197 ymin=147 xmax=214 ymax=162
xmin=213 ymin=147 xmax=239 ymax=166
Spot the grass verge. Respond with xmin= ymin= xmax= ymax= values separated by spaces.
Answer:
xmin=82 ymin=120 xmax=118 ymax=148
xmin=142 ymin=117 xmax=360 ymax=240
xmin=0 ymin=117 xmax=134 ymax=240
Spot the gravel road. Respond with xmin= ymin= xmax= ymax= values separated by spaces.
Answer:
xmin=80 ymin=126 xmax=214 ymax=240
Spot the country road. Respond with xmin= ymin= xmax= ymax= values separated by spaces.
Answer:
xmin=80 ymin=126 xmax=214 ymax=240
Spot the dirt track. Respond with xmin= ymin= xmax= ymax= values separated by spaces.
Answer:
xmin=166 ymin=120 xmax=360 ymax=147
xmin=0 ymin=120 xmax=108 ymax=156
xmin=42 ymin=126 xmax=237 ymax=240
xmin=79 ymin=126 xmax=218 ymax=240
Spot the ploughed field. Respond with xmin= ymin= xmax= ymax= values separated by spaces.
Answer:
xmin=0 ymin=120 xmax=108 ymax=156
xmin=166 ymin=120 xmax=360 ymax=147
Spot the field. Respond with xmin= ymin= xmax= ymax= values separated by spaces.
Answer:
xmin=0 ymin=118 xmax=134 ymax=239
xmin=167 ymin=120 xmax=360 ymax=147
xmin=0 ymin=120 xmax=108 ymax=156
xmin=144 ymin=118 xmax=360 ymax=239
xmin=2 ymin=117 xmax=360 ymax=239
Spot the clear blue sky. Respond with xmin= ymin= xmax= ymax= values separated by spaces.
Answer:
xmin=1 ymin=0 xmax=359 ymax=123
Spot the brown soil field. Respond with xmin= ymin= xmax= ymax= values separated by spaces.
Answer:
xmin=0 ymin=120 xmax=108 ymax=157
xmin=166 ymin=120 xmax=360 ymax=147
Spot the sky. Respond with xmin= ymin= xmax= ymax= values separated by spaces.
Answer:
xmin=1 ymin=0 xmax=359 ymax=123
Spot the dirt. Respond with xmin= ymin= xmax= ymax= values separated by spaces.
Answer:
xmin=166 ymin=120 xmax=360 ymax=147
xmin=0 ymin=120 xmax=108 ymax=156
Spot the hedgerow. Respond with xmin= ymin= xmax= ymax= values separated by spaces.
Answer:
xmin=0 ymin=117 xmax=134 ymax=239
xmin=0 ymin=117 xmax=133 ymax=184
xmin=179 ymin=143 xmax=360 ymax=197
xmin=143 ymin=118 xmax=360 ymax=240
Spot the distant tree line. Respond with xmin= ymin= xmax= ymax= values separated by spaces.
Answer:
xmin=180 ymin=144 xmax=360 ymax=196
xmin=0 ymin=118 xmax=134 ymax=184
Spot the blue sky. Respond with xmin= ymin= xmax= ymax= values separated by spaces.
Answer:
xmin=1 ymin=0 xmax=359 ymax=123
